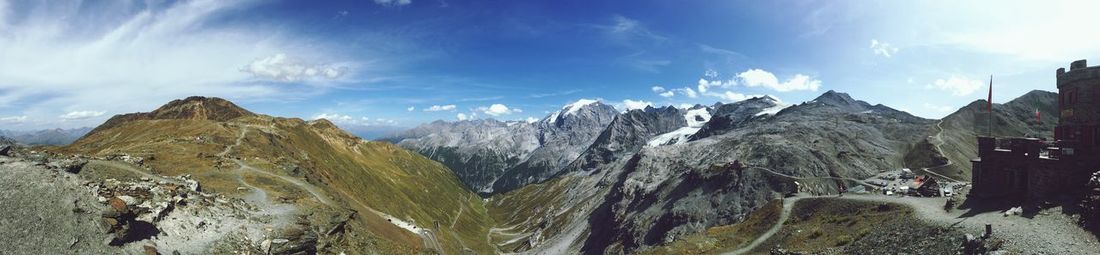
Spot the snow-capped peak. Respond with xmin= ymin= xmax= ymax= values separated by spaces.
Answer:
xmin=647 ymin=107 xmax=712 ymax=147
xmin=755 ymin=96 xmax=790 ymax=117
xmin=563 ymin=99 xmax=599 ymax=116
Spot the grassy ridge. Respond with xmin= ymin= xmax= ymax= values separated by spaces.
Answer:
xmin=62 ymin=113 xmax=495 ymax=254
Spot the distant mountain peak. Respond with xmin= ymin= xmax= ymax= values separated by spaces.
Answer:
xmin=562 ymin=99 xmax=601 ymax=116
xmin=149 ymin=96 xmax=255 ymax=122
xmin=544 ymin=99 xmax=617 ymax=124
xmin=86 ymin=96 xmax=256 ymax=137
xmin=813 ymin=90 xmax=856 ymax=104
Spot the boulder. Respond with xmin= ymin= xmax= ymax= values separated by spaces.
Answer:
xmin=0 ymin=145 xmax=11 ymax=156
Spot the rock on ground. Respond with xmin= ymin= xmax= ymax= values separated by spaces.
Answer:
xmin=0 ymin=156 xmax=117 ymax=254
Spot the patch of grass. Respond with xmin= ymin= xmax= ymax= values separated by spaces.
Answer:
xmin=751 ymin=198 xmax=912 ymax=254
xmin=636 ymin=199 xmax=784 ymax=255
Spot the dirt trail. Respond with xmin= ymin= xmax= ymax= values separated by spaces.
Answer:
xmin=725 ymin=195 xmax=804 ymax=255
xmin=220 ymin=127 xmax=335 ymax=207
xmin=921 ymin=120 xmax=963 ymax=183
xmin=727 ymin=193 xmax=1100 ymax=254
xmin=745 ymin=166 xmax=874 ymax=188
xmin=219 ymin=126 xmax=446 ymax=253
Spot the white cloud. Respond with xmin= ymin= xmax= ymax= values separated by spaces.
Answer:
xmin=870 ymin=39 xmax=898 ymax=57
xmin=313 ymin=113 xmax=354 ymax=123
xmin=0 ymin=1 xmax=355 ymax=129
xmin=621 ymin=99 xmax=653 ymax=111
xmin=697 ymin=78 xmax=736 ymax=94
xmin=374 ymin=0 xmax=412 ymax=6
xmin=525 ymin=117 xmax=539 ymax=123
xmin=0 ymin=116 xmax=27 ymax=124
xmin=713 ymin=91 xmax=763 ymax=102
xmin=424 ymin=104 xmax=457 ymax=112
xmin=59 ymin=111 xmax=106 ymax=120
xmin=736 ymin=69 xmax=822 ymax=92
xmin=677 ymin=87 xmax=698 ymax=98
xmin=651 ymin=86 xmax=666 ymax=93
xmin=659 ymin=91 xmax=675 ymax=97
xmin=928 ymin=76 xmax=983 ymax=96
xmin=456 ymin=113 xmax=469 ymax=121
xmin=313 ymin=113 xmax=396 ymax=126
xmin=406 ymin=106 xmax=415 ymax=112
xmin=241 ymin=53 xmax=347 ymax=82
xmin=480 ymin=104 xmax=516 ymax=116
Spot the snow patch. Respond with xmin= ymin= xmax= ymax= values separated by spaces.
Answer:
xmin=563 ymin=99 xmax=598 ymax=116
xmin=647 ymin=108 xmax=711 ymax=146
xmin=544 ymin=99 xmax=599 ymax=124
xmin=755 ymin=103 xmax=791 ymax=117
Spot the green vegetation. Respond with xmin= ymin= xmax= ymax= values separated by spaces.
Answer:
xmin=486 ymin=176 xmax=582 ymax=252
xmin=60 ymin=108 xmax=496 ymax=254
xmin=637 ymin=199 xmax=783 ymax=255
xmin=751 ymin=198 xmax=909 ymax=253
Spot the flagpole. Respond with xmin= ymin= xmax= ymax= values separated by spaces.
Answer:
xmin=988 ymin=75 xmax=993 ymax=138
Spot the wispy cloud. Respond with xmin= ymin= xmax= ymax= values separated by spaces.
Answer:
xmin=241 ymin=53 xmax=348 ymax=82
xmin=59 ymin=111 xmax=105 ymax=120
xmin=528 ymin=89 xmax=581 ymax=98
xmin=374 ymin=0 xmax=412 ymax=6
xmin=424 ymin=104 xmax=457 ymax=112
xmin=0 ymin=116 xmax=27 ymax=124
xmin=313 ymin=113 xmax=397 ymax=126
xmin=0 ymin=1 xmax=351 ymax=128
xmin=870 ymin=39 xmax=898 ymax=57
xmin=927 ymin=75 xmax=983 ymax=96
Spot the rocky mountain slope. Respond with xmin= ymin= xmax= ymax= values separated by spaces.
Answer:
xmin=578 ymin=91 xmax=936 ymax=253
xmin=384 ymin=99 xmax=619 ymax=194
xmin=458 ymin=91 xmax=942 ymax=254
xmin=56 ymin=96 xmax=494 ymax=254
xmin=934 ymin=90 xmax=1058 ymax=180
xmin=0 ymin=127 xmax=92 ymax=145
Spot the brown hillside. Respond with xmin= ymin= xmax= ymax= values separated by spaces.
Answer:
xmin=61 ymin=97 xmax=493 ymax=254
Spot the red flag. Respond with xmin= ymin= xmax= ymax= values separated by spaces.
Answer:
xmin=1036 ymin=108 xmax=1041 ymax=123
xmin=987 ymin=75 xmax=993 ymax=112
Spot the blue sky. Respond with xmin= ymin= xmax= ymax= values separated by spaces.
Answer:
xmin=1 ymin=0 xmax=1098 ymax=130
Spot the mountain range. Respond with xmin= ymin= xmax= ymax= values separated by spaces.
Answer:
xmin=0 ymin=127 xmax=92 ymax=145
xmin=59 ymin=96 xmax=496 ymax=254
xmin=9 ymin=88 xmax=1055 ymax=254
xmin=385 ymin=89 xmax=1057 ymax=254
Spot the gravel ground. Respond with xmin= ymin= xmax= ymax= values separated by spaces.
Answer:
xmin=842 ymin=194 xmax=1100 ymax=255
xmin=0 ymin=156 xmax=120 ymax=254
xmin=844 ymin=216 xmax=963 ymax=254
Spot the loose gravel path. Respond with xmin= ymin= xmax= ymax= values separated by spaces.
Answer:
xmin=725 ymin=193 xmax=1100 ymax=255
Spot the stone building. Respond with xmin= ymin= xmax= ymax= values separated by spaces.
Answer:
xmin=971 ymin=59 xmax=1100 ymax=202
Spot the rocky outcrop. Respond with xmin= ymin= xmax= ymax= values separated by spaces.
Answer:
xmin=491 ymin=101 xmax=619 ymax=192
xmin=567 ymin=106 xmax=686 ymax=172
